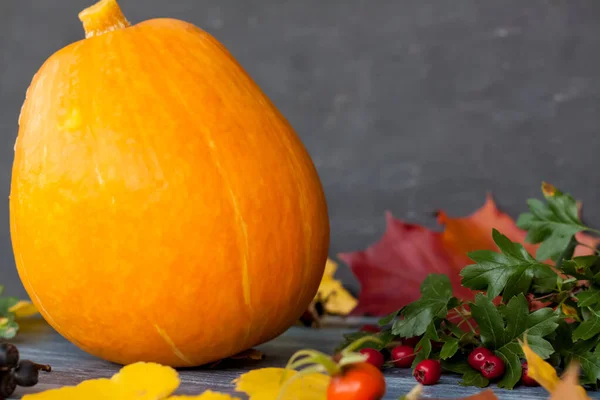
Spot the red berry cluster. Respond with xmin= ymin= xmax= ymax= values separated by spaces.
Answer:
xmin=357 ymin=325 xmax=442 ymax=385
xmin=357 ymin=325 xmax=540 ymax=387
xmin=467 ymin=347 xmax=539 ymax=386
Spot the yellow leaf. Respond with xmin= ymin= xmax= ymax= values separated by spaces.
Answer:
xmin=113 ymin=362 xmax=180 ymax=399
xmin=519 ymin=338 xmax=560 ymax=393
xmin=9 ymin=300 xmax=39 ymax=318
xmin=519 ymin=338 xmax=589 ymax=399
xmin=560 ymin=303 xmax=577 ymax=317
xmin=315 ymin=259 xmax=357 ymax=315
xmin=23 ymin=362 xmax=180 ymax=400
xmin=168 ymin=391 xmax=240 ymax=400
xmin=22 ymin=379 xmax=115 ymax=400
xmin=0 ymin=317 xmax=8 ymax=327
xmin=550 ymin=363 xmax=590 ymax=400
xmin=233 ymin=368 xmax=329 ymax=400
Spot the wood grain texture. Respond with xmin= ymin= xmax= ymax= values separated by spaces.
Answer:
xmin=6 ymin=318 xmax=598 ymax=399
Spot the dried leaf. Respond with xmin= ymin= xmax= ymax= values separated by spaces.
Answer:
xmin=342 ymin=195 xmax=600 ymax=316
xmin=23 ymin=362 xmax=180 ymax=400
xmin=519 ymin=337 xmax=590 ymax=399
xmin=229 ymin=349 xmax=264 ymax=361
xmin=315 ymin=259 xmax=357 ymax=316
xmin=550 ymin=363 xmax=591 ymax=400
xmin=339 ymin=213 xmax=473 ymax=315
xmin=206 ymin=349 xmax=265 ymax=369
xmin=454 ymin=390 xmax=499 ymax=400
xmin=519 ymin=338 xmax=560 ymax=393
xmin=9 ymin=300 xmax=39 ymax=318
xmin=233 ymin=368 xmax=329 ymax=400
xmin=402 ymin=386 xmax=498 ymax=400
xmin=438 ymin=194 xmax=538 ymax=259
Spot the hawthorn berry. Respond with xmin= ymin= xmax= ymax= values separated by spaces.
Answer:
xmin=413 ymin=359 xmax=441 ymax=385
xmin=480 ymin=355 xmax=505 ymax=380
xmin=467 ymin=347 xmax=493 ymax=370
xmin=359 ymin=324 xmax=381 ymax=333
xmin=402 ymin=336 xmax=421 ymax=348
xmin=521 ymin=361 xmax=539 ymax=386
xmin=390 ymin=345 xmax=416 ymax=368
xmin=359 ymin=348 xmax=384 ymax=370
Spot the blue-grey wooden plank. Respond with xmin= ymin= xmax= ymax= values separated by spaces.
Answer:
xmin=6 ymin=318 xmax=600 ymax=399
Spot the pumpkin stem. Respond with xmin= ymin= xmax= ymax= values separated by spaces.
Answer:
xmin=78 ymin=0 xmax=131 ymax=39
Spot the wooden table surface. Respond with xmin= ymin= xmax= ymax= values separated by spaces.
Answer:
xmin=7 ymin=318 xmax=598 ymax=399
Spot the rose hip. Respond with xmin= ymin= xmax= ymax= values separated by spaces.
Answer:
xmin=481 ymin=355 xmax=505 ymax=380
xmin=521 ymin=361 xmax=539 ymax=386
xmin=359 ymin=348 xmax=384 ymax=370
xmin=467 ymin=347 xmax=493 ymax=370
xmin=390 ymin=345 xmax=416 ymax=368
xmin=413 ymin=359 xmax=441 ymax=385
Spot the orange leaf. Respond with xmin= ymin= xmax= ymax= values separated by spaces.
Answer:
xmin=438 ymin=194 xmax=537 ymax=258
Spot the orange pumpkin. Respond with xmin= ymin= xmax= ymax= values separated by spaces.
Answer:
xmin=10 ymin=0 xmax=329 ymax=367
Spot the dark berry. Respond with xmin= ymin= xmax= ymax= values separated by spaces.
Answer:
xmin=390 ymin=345 xmax=416 ymax=368
xmin=402 ymin=336 xmax=421 ymax=348
xmin=521 ymin=361 xmax=539 ymax=386
xmin=14 ymin=360 xmax=47 ymax=387
xmin=467 ymin=347 xmax=493 ymax=370
xmin=0 ymin=371 xmax=16 ymax=397
xmin=481 ymin=355 xmax=505 ymax=380
xmin=413 ymin=359 xmax=441 ymax=385
xmin=359 ymin=348 xmax=384 ymax=369
xmin=359 ymin=324 xmax=381 ymax=333
xmin=0 ymin=344 xmax=19 ymax=369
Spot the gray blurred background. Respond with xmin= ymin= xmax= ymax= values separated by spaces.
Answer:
xmin=2 ymin=0 xmax=600 ymax=298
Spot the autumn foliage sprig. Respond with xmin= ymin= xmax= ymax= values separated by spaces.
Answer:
xmin=339 ymin=183 xmax=600 ymax=390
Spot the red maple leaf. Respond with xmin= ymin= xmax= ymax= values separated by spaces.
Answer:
xmin=340 ymin=195 xmax=600 ymax=316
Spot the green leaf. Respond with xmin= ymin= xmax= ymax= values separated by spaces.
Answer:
xmin=0 ymin=296 xmax=19 ymax=316
xmin=378 ymin=310 xmax=399 ymax=326
xmin=501 ymin=294 xmax=529 ymax=344
xmin=470 ymin=293 xmax=558 ymax=371
xmin=441 ymin=359 xmax=472 ymax=375
xmin=563 ymin=339 xmax=600 ymax=383
xmin=461 ymin=230 xmax=556 ymax=300
xmin=440 ymin=339 xmax=459 ymax=360
xmin=441 ymin=359 xmax=472 ymax=374
xmin=495 ymin=341 xmax=524 ymax=389
xmin=412 ymin=334 xmax=432 ymax=368
xmin=392 ymin=274 xmax=453 ymax=338
xmin=526 ymin=307 xmax=561 ymax=337
xmin=526 ymin=335 xmax=555 ymax=359
xmin=516 ymin=185 xmax=586 ymax=261
xmin=577 ymin=287 xmax=600 ymax=308
xmin=573 ymin=309 xmax=600 ymax=341
xmin=469 ymin=294 xmax=505 ymax=348
xmin=459 ymin=369 xmax=490 ymax=388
